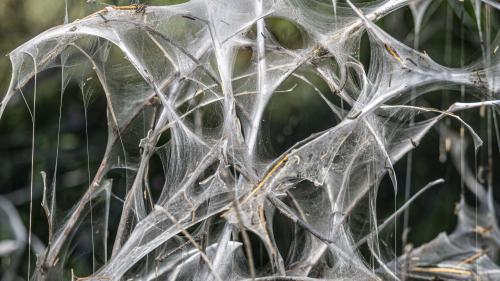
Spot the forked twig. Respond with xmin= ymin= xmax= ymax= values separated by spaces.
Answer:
xmin=155 ymin=205 xmax=223 ymax=281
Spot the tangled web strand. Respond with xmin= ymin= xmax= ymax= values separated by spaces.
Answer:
xmin=1 ymin=0 xmax=500 ymax=280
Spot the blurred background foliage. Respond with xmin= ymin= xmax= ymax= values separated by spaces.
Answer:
xmin=0 ymin=0 xmax=499 ymax=279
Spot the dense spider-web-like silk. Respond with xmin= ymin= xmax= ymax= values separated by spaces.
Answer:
xmin=1 ymin=0 xmax=500 ymax=280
